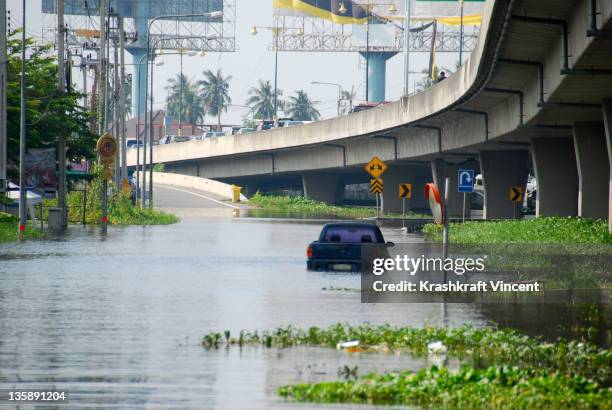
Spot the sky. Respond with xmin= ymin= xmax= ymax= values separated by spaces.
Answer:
xmin=7 ymin=0 xmax=460 ymax=124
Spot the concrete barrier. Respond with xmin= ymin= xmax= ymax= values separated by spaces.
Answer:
xmin=136 ymin=172 xmax=248 ymax=202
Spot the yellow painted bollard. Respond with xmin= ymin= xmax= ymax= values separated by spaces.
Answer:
xmin=232 ymin=185 xmax=242 ymax=203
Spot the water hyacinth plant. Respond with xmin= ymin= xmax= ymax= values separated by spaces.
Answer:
xmin=202 ymin=324 xmax=611 ymax=384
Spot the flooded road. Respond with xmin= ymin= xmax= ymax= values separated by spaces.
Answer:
xmin=0 ymin=186 xmax=489 ymax=408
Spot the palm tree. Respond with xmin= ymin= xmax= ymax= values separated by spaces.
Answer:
xmin=198 ymin=69 xmax=232 ymax=131
xmin=165 ymin=74 xmax=204 ymax=133
xmin=416 ymin=66 xmax=453 ymax=91
xmin=340 ymin=86 xmax=356 ymax=115
xmin=246 ymin=79 xmax=281 ymax=120
xmin=285 ymin=90 xmax=320 ymax=121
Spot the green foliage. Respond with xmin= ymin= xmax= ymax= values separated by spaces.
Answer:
xmin=0 ymin=194 xmax=12 ymax=206
xmin=0 ymin=213 xmax=45 ymax=242
xmin=248 ymin=193 xmax=376 ymax=218
xmin=203 ymin=324 xmax=611 ymax=384
xmin=108 ymin=190 xmax=178 ymax=225
xmin=248 ymin=193 xmax=423 ymax=219
xmin=423 ymin=217 xmax=612 ymax=244
xmin=285 ymin=90 xmax=320 ymax=121
xmin=5 ymin=30 xmax=96 ymax=174
xmin=43 ymin=166 xmax=177 ymax=225
xmin=278 ymin=365 xmax=612 ymax=409
xmin=153 ymin=163 xmax=165 ymax=172
xmin=246 ymin=79 xmax=281 ymax=120
xmin=198 ymin=69 xmax=232 ymax=130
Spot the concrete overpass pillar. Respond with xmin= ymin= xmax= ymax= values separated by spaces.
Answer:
xmin=381 ymin=164 xmax=432 ymax=213
xmin=573 ymin=122 xmax=609 ymax=219
xmin=431 ymin=159 xmax=472 ymax=218
xmin=479 ymin=150 xmax=529 ymax=219
xmin=602 ymin=100 xmax=612 ymax=233
xmin=302 ymin=172 xmax=345 ymax=205
xmin=531 ymin=138 xmax=578 ymax=217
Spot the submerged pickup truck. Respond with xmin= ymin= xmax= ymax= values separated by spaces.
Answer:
xmin=306 ymin=223 xmax=394 ymax=272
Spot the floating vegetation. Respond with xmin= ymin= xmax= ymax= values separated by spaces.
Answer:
xmin=278 ymin=365 xmax=612 ymax=409
xmin=202 ymin=324 xmax=611 ymax=384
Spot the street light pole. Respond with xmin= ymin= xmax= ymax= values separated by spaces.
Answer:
xmin=274 ymin=29 xmax=279 ymax=119
xmin=403 ymin=0 xmax=412 ymax=96
xmin=0 ymin=0 xmax=7 ymax=195
xmin=18 ymin=0 xmax=27 ymax=236
xmin=178 ymin=51 xmax=183 ymax=136
xmin=311 ymin=81 xmax=344 ymax=117
xmin=143 ymin=11 xmax=222 ymax=207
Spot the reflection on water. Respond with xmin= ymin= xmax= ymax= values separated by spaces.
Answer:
xmin=0 ymin=217 xmax=602 ymax=408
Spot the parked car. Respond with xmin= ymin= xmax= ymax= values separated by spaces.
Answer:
xmin=236 ymin=127 xmax=256 ymax=135
xmin=273 ymin=117 xmax=293 ymax=128
xmin=283 ymin=120 xmax=304 ymax=127
xmin=306 ymin=223 xmax=393 ymax=272
xmin=350 ymin=102 xmax=390 ymax=113
xmin=126 ymin=139 xmax=143 ymax=148
xmin=256 ymin=120 xmax=275 ymax=131
xmin=171 ymin=135 xmax=192 ymax=143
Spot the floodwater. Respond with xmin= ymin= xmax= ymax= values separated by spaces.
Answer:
xmin=0 ymin=211 xmax=483 ymax=409
xmin=0 ymin=186 xmax=603 ymax=409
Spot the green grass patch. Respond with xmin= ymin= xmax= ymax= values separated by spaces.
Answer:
xmin=248 ymin=193 xmax=424 ymax=219
xmin=423 ymin=217 xmax=612 ymax=244
xmin=0 ymin=213 xmax=45 ymax=242
xmin=278 ymin=365 xmax=612 ymax=409
xmin=203 ymin=323 xmax=611 ymax=384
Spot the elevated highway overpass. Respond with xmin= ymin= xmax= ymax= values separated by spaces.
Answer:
xmin=127 ymin=0 xmax=612 ymax=231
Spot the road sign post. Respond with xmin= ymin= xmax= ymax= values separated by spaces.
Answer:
xmin=398 ymin=183 xmax=412 ymax=230
xmin=458 ymin=169 xmax=474 ymax=223
xmin=365 ymin=156 xmax=388 ymax=219
xmin=97 ymin=133 xmax=118 ymax=229
xmin=442 ymin=177 xmax=450 ymax=284
xmin=509 ymin=186 xmax=523 ymax=219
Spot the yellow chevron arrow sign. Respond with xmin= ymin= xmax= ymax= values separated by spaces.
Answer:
xmin=370 ymin=178 xmax=384 ymax=194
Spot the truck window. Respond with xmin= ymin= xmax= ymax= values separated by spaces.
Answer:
xmin=322 ymin=226 xmax=381 ymax=243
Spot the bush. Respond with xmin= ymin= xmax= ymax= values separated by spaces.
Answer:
xmin=422 ymin=217 xmax=612 ymax=244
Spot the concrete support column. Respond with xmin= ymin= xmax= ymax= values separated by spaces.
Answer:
xmin=573 ymin=122 xmax=609 ymax=219
xmin=602 ymin=100 xmax=612 ymax=233
xmin=531 ymin=138 xmax=578 ymax=217
xmin=381 ymin=164 xmax=432 ymax=213
xmin=302 ymin=172 xmax=344 ymax=205
xmin=431 ymin=159 xmax=473 ymax=218
xmin=479 ymin=150 xmax=529 ymax=219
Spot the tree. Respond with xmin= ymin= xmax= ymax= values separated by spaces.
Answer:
xmin=198 ymin=69 xmax=232 ymax=131
xmin=165 ymin=73 xmax=204 ymax=133
xmin=285 ymin=90 xmax=320 ymax=121
xmin=246 ymin=79 xmax=281 ymax=120
xmin=340 ymin=86 xmax=356 ymax=115
xmin=416 ymin=66 xmax=453 ymax=91
xmin=5 ymin=30 xmax=96 ymax=177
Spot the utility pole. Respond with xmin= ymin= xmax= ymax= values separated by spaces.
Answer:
xmin=98 ymin=0 xmax=106 ymax=135
xmin=18 ymin=0 xmax=27 ymax=236
xmin=57 ymin=0 xmax=67 ymax=227
xmin=0 ymin=0 xmax=7 ymax=195
xmin=119 ymin=15 xmax=127 ymax=183
xmin=98 ymin=0 xmax=108 ymax=227
xmin=113 ymin=17 xmax=120 ymax=187
xmin=459 ymin=0 xmax=465 ymax=65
